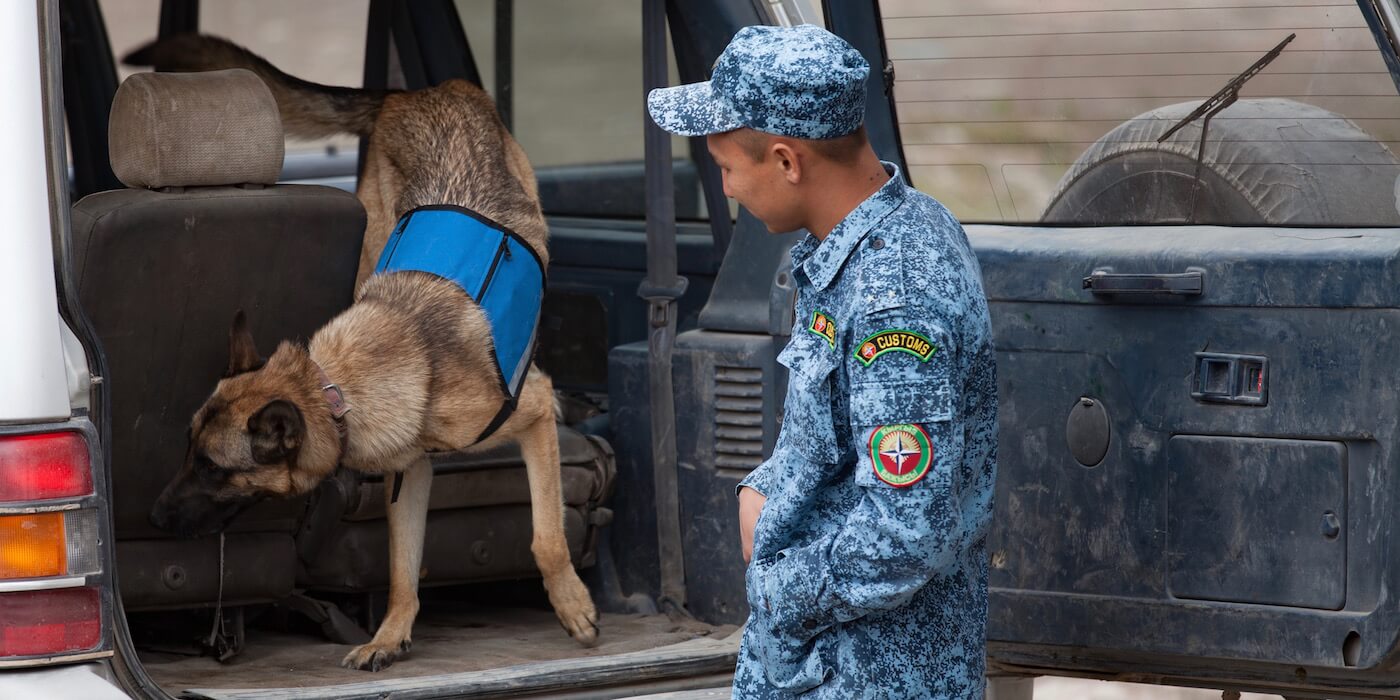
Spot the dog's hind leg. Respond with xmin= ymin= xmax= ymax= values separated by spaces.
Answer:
xmin=341 ymin=455 xmax=433 ymax=671
xmin=519 ymin=410 xmax=600 ymax=646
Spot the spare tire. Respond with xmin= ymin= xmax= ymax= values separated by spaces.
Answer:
xmin=1042 ymin=98 xmax=1400 ymax=226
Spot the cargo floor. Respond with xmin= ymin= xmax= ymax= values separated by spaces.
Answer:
xmin=133 ymin=587 xmax=736 ymax=695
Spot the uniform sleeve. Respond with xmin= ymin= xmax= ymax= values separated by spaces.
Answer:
xmin=751 ymin=304 xmax=970 ymax=644
xmin=736 ymin=459 xmax=780 ymax=498
xmin=735 ymin=332 xmax=804 ymax=499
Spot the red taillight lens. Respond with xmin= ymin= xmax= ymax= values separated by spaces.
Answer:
xmin=0 ymin=433 xmax=92 ymax=501
xmin=0 ymin=587 xmax=101 ymax=657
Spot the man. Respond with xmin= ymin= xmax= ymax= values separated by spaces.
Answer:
xmin=647 ymin=24 xmax=998 ymax=699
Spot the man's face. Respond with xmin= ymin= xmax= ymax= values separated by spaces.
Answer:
xmin=707 ymin=131 xmax=804 ymax=234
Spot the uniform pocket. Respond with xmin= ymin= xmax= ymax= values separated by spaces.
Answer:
xmin=777 ymin=335 xmax=841 ymax=464
xmin=845 ymin=317 xmax=955 ymax=428
xmin=747 ymin=554 xmax=836 ymax=694
xmin=849 ymin=378 xmax=953 ymax=426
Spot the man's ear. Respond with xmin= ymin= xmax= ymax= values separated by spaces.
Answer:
xmin=247 ymin=399 xmax=304 ymax=464
xmin=771 ymin=141 xmax=801 ymax=184
xmin=226 ymin=310 xmax=266 ymax=377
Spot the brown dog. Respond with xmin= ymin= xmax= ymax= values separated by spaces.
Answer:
xmin=133 ymin=35 xmax=598 ymax=672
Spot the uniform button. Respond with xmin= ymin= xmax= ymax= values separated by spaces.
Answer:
xmin=802 ymin=619 xmax=818 ymax=630
xmin=870 ymin=237 xmax=885 ymax=250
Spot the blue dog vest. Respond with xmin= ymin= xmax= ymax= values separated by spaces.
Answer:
xmin=373 ymin=205 xmax=545 ymax=401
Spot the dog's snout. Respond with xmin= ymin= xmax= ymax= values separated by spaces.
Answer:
xmin=148 ymin=490 xmax=187 ymax=534
xmin=149 ymin=494 xmax=183 ymax=532
xmin=148 ymin=476 xmax=260 ymax=538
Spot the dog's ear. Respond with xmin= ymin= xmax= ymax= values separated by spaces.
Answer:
xmin=226 ymin=310 xmax=266 ymax=377
xmin=247 ymin=399 xmax=304 ymax=464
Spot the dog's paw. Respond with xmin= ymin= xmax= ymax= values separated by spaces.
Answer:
xmin=547 ymin=574 xmax=600 ymax=647
xmin=341 ymin=639 xmax=409 ymax=672
xmin=557 ymin=608 xmax=600 ymax=647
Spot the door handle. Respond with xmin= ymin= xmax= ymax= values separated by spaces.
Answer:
xmin=1082 ymin=269 xmax=1204 ymax=296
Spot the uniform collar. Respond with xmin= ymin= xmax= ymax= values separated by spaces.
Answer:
xmin=791 ymin=161 xmax=906 ymax=291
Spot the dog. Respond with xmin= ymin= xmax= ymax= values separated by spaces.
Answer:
xmin=131 ymin=35 xmax=599 ymax=672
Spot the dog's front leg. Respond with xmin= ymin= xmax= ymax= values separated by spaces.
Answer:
xmin=519 ymin=414 xmax=600 ymax=645
xmin=342 ymin=455 xmax=433 ymax=671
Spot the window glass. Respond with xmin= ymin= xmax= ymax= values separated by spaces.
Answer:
xmin=762 ymin=0 xmax=823 ymax=28
xmin=456 ymin=0 xmax=707 ymax=219
xmin=90 ymin=0 xmax=161 ymax=185
xmin=94 ymin=1 xmax=363 ymax=187
xmin=470 ymin=0 xmax=644 ymax=167
xmin=882 ymin=0 xmax=1400 ymax=225
xmin=199 ymin=1 xmax=369 ymax=158
xmin=99 ymin=0 xmax=160 ymax=84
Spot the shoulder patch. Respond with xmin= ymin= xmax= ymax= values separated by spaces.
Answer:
xmin=854 ymin=329 xmax=936 ymax=367
xmin=869 ymin=424 xmax=933 ymax=487
xmin=807 ymin=310 xmax=837 ymax=348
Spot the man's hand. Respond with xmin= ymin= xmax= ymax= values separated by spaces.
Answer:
xmin=738 ymin=486 xmax=767 ymax=564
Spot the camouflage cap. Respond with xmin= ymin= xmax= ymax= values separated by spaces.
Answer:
xmin=647 ymin=24 xmax=869 ymax=139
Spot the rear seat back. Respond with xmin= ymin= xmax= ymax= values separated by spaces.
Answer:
xmin=72 ymin=69 xmax=365 ymax=610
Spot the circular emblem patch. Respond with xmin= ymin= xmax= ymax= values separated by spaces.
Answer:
xmin=869 ymin=424 xmax=933 ymax=488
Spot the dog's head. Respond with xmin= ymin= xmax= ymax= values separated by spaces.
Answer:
xmin=150 ymin=311 xmax=341 ymax=537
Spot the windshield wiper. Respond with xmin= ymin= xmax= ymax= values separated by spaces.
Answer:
xmin=1158 ymin=32 xmax=1296 ymax=144
xmin=1157 ymin=32 xmax=1295 ymax=223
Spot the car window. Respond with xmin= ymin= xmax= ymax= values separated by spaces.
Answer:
xmin=100 ymin=0 xmax=160 ymax=84
xmin=198 ymin=1 xmax=368 ymax=165
xmin=101 ymin=0 xmax=367 ymax=179
xmin=455 ymin=0 xmax=709 ymax=220
xmin=881 ymin=0 xmax=1400 ymax=226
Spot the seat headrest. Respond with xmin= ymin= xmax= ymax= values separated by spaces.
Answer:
xmin=108 ymin=69 xmax=285 ymax=189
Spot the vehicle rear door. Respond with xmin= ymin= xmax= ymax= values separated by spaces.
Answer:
xmin=876 ymin=0 xmax=1400 ymax=695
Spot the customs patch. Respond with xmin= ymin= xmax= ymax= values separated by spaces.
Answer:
xmin=855 ymin=329 xmax=936 ymax=367
xmin=807 ymin=310 xmax=837 ymax=348
xmin=869 ymin=424 xmax=933 ymax=487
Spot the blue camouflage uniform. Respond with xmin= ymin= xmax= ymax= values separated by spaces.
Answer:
xmin=733 ymin=165 xmax=998 ymax=698
xmin=647 ymin=23 xmax=998 ymax=700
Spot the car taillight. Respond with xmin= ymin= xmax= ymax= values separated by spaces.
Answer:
xmin=0 ymin=432 xmax=92 ymax=501
xmin=0 ymin=587 xmax=102 ymax=656
xmin=0 ymin=512 xmax=64 ymax=578
xmin=0 ymin=427 xmax=107 ymax=663
xmin=0 ymin=510 xmax=99 ymax=580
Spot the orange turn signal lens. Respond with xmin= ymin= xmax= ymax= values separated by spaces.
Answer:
xmin=0 ymin=513 xmax=66 ymax=579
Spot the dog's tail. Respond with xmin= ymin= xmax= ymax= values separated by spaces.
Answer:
xmin=124 ymin=34 xmax=390 ymax=140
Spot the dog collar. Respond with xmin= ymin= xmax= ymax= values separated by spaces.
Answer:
xmin=311 ymin=359 xmax=350 ymax=460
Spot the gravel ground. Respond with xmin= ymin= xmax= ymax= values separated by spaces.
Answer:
xmin=629 ymin=679 xmax=1287 ymax=698
xmin=1035 ymin=677 xmax=1279 ymax=699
